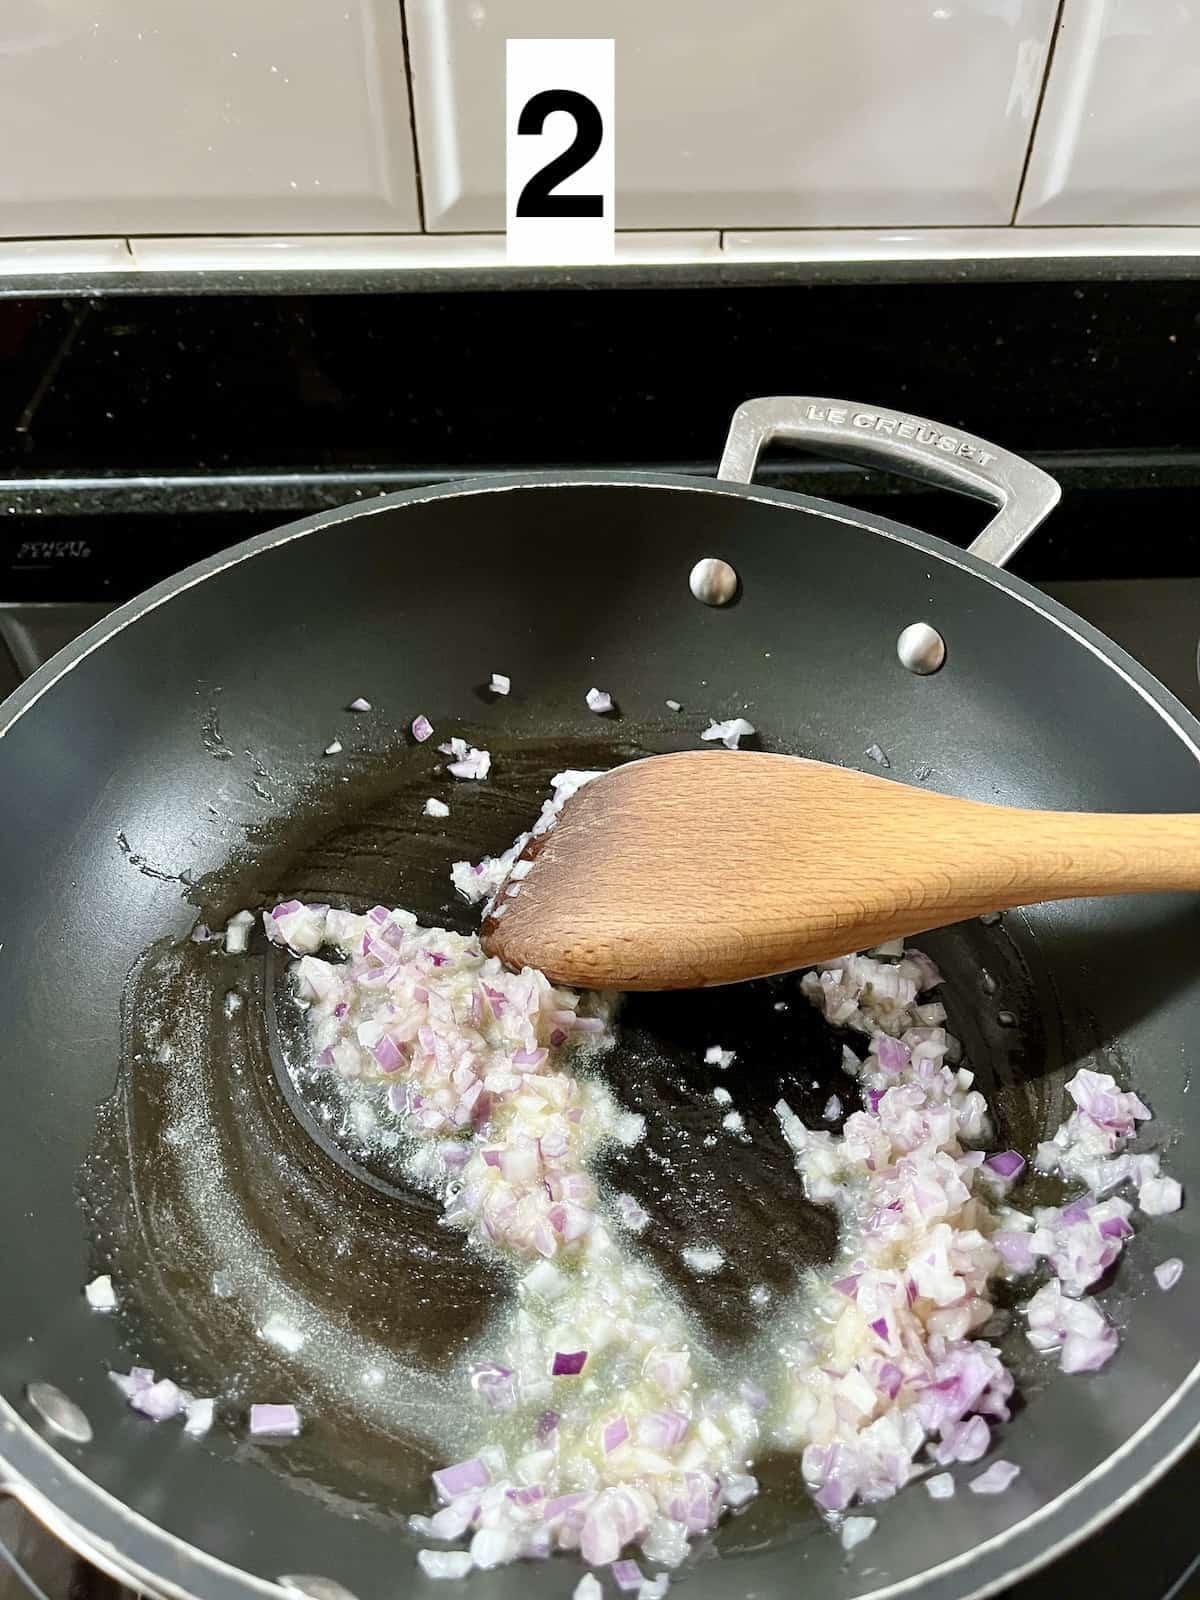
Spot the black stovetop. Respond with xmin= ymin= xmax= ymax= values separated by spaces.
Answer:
xmin=0 ymin=274 xmax=1198 ymax=1600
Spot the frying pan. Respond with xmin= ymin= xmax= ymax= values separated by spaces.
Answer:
xmin=0 ymin=396 xmax=1196 ymax=1600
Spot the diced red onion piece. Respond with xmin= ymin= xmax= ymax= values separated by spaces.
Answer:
xmin=544 ymin=1491 xmax=592 ymax=1524
xmin=184 ymin=1398 xmax=215 ymax=1436
xmin=1139 ymin=1176 xmax=1183 ymax=1215
xmin=348 ymin=697 xmax=371 ymax=712
xmin=412 ymin=715 xmax=434 ymax=742
xmin=681 ymin=1246 xmax=724 ymax=1275
xmin=984 ymin=1150 xmax=1026 ymax=1180
xmin=418 ymin=1551 xmax=473 ymax=1580
xmin=1155 ymin=1257 xmax=1184 ymax=1290
xmin=636 ymin=1409 xmax=689 ymax=1450
xmin=969 ymin=1461 xmax=1020 ymax=1495
xmin=489 ymin=674 xmax=511 ymax=696
xmin=470 ymin=1363 xmax=517 ymax=1413
xmin=840 ymin=1516 xmax=876 ymax=1551
xmin=448 ymin=746 xmax=492 ymax=781
xmin=85 ymin=1274 xmax=117 ymax=1311
xmin=993 ymin=1230 xmax=1035 ymax=1274
xmin=878 ymin=1362 xmax=902 ymax=1399
xmin=552 ymin=1350 xmax=587 ymax=1376
xmin=372 ymin=1034 xmax=404 ymax=1072
xmin=224 ymin=909 xmax=255 ymax=955
xmin=131 ymin=1379 xmax=182 ymax=1422
xmin=249 ymin=1403 xmax=301 ymax=1437
xmin=110 ymin=1365 xmax=155 ymax=1398
xmin=526 ymin=1412 xmax=557 ymax=1446
xmin=612 ymin=1560 xmax=643 ymax=1591
xmin=603 ymin=1415 xmax=630 ymax=1453
xmin=585 ymin=687 xmax=614 ymax=715
xmin=700 ymin=717 xmax=755 ymax=751
xmin=1098 ymin=1214 xmax=1133 ymax=1240
xmin=432 ymin=1457 xmax=491 ymax=1501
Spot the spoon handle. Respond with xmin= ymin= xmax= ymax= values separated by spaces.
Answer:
xmin=929 ymin=803 xmax=1200 ymax=911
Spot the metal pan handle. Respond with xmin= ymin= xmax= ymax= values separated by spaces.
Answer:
xmin=717 ymin=396 xmax=1060 ymax=570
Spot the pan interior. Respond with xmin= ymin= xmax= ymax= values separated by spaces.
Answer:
xmin=83 ymin=730 xmax=1065 ymax=1530
xmin=0 ymin=478 xmax=1196 ymax=1600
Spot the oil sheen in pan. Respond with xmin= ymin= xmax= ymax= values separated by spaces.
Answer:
xmin=80 ymin=731 xmax=1087 ymax=1538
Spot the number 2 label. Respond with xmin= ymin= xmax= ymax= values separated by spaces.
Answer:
xmin=507 ymin=39 xmax=614 ymax=263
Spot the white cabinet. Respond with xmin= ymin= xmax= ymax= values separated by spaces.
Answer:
xmin=407 ymin=0 xmax=1059 ymax=232
xmin=0 ymin=0 xmax=419 ymax=236
xmin=1019 ymin=1 xmax=1200 ymax=224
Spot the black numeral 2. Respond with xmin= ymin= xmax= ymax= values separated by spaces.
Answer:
xmin=515 ymin=89 xmax=604 ymax=218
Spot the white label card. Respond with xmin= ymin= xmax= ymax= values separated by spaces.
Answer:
xmin=506 ymin=38 xmax=615 ymax=264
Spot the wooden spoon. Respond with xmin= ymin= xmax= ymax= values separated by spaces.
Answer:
xmin=480 ymin=750 xmax=1200 ymax=990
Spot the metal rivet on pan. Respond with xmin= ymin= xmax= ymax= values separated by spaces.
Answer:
xmin=279 ymin=1578 xmax=361 ymax=1600
xmin=896 ymin=622 xmax=946 ymax=675
xmin=25 ymin=1383 xmax=93 ymax=1444
xmin=689 ymin=557 xmax=739 ymax=607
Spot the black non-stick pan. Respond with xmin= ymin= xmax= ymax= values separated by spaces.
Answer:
xmin=0 ymin=398 xmax=1195 ymax=1600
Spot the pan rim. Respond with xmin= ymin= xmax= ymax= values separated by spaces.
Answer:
xmin=0 ymin=468 xmax=1196 ymax=1600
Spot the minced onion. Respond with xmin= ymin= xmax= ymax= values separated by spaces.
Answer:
xmin=184 ymin=1397 xmax=216 ymax=1436
xmin=111 ymin=1365 xmax=216 ymax=1438
xmin=1155 ymin=1257 xmax=1184 ymax=1290
xmin=85 ymin=1274 xmax=117 ymax=1311
xmin=680 ymin=1247 xmax=724 ymax=1276
xmin=1139 ymin=1175 xmax=1182 ymax=1215
xmin=439 ymin=738 xmax=492 ymax=782
xmin=249 ymin=1403 xmax=302 ymax=1437
xmin=420 ymin=1551 xmax=473 ymax=1580
xmin=280 ymin=883 xmax=756 ymax=1582
xmin=840 ymin=1515 xmax=876 ymax=1551
xmin=259 ymin=785 xmax=1182 ymax=1584
xmin=585 ymin=688 xmax=614 ymax=715
xmin=699 ymin=718 xmax=754 ymax=751
xmin=224 ymin=909 xmax=255 ymax=955
xmin=348 ymin=697 xmax=371 ymax=713
xmin=773 ymin=946 xmax=1180 ymax=1522
xmin=451 ymin=770 xmax=603 ymax=912
xmin=969 ymin=1461 xmax=1020 ymax=1495
xmin=132 ymin=1379 xmax=182 ymax=1421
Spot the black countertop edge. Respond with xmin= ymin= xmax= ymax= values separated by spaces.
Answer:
xmin=5 ymin=253 xmax=1200 ymax=298
xmin=0 ymin=449 xmax=1193 ymax=516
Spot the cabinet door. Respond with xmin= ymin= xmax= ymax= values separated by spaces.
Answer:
xmin=1019 ymin=1 xmax=1200 ymax=223
xmin=408 ymin=0 xmax=1059 ymax=232
xmin=0 ymin=0 xmax=419 ymax=235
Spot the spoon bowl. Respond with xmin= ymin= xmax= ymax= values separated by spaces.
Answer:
xmin=481 ymin=751 xmax=1200 ymax=990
